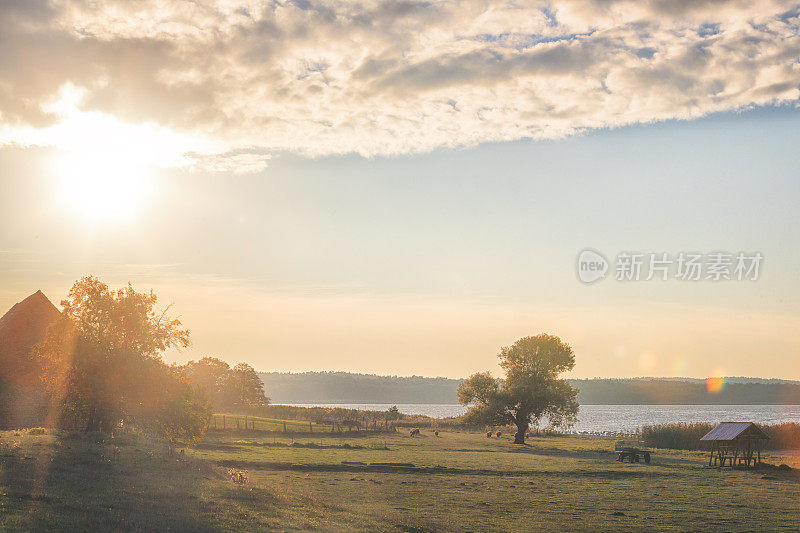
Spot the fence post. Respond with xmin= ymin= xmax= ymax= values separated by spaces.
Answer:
xmin=309 ymin=421 xmax=312 ymax=433
xmin=283 ymin=421 xmax=287 ymax=433
xmin=223 ymin=415 xmax=226 ymax=430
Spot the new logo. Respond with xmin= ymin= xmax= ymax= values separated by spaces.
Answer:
xmin=577 ymin=249 xmax=608 ymax=283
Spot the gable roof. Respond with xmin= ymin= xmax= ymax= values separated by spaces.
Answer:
xmin=700 ymin=422 xmax=768 ymax=441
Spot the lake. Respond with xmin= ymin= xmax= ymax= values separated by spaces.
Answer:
xmin=282 ymin=403 xmax=800 ymax=433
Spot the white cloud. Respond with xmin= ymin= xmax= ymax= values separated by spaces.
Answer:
xmin=0 ymin=0 xmax=798 ymax=168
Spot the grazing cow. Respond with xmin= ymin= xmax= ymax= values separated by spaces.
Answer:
xmin=410 ymin=428 xmax=420 ymax=436
xmin=487 ymin=431 xmax=493 ymax=438
xmin=496 ymin=432 xmax=502 ymax=438
xmin=434 ymin=430 xmax=439 ymax=437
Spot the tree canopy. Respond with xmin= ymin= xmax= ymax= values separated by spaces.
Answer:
xmin=184 ymin=357 xmax=269 ymax=412
xmin=458 ymin=334 xmax=579 ymax=444
xmin=35 ymin=276 xmax=211 ymax=442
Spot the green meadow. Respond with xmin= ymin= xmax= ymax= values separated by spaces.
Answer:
xmin=3 ymin=426 xmax=800 ymax=531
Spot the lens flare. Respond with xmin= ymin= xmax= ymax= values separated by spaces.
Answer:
xmin=706 ymin=376 xmax=725 ymax=394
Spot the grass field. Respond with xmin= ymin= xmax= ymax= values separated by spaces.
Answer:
xmin=210 ymin=413 xmax=330 ymax=433
xmin=3 ymin=426 xmax=800 ymax=531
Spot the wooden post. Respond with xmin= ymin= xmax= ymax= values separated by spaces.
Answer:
xmin=283 ymin=421 xmax=287 ymax=433
xmin=223 ymin=415 xmax=226 ymax=430
xmin=309 ymin=421 xmax=313 ymax=433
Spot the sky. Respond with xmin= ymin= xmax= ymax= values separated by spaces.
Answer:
xmin=0 ymin=0 xmax=799 ymax=379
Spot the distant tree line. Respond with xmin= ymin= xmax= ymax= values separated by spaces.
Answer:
xmin=259 ymin=373 xmax=800 ymax=405
xmin=259 ymin=371 xmax=463 ymax=404
xmin=571 ymin=379 xmax=800 ymax=405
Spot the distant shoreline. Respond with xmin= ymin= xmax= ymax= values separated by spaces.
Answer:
xmin=260 ymin=372 xmax=800 ymax=405
xmin=275 ymin=403 xmax=800 ymax=433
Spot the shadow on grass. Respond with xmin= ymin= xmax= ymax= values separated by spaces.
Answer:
xmin=213 ymin=458 xmax=681 ymax=480
xmin=197 ymin=440 xmax=382 ymax=451
xmin=1 ymin=431 xmax=215 ymax=531
xmin=503 ymin=443 xmax=710 ymax=469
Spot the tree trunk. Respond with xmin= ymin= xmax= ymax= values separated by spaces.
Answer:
xmin=86 ymin=409 xmax=98 ymax=432
xmin=514 ymin=422 xmax=529 ymax=444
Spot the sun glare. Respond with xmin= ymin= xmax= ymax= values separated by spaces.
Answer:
xmin=20 ymin=83 xmax=223 ymax=225
xmin=57 ymin=150 xmax=152 ymax=224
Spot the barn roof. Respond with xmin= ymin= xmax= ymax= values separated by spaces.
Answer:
xmin=700 ymin=422 xmax=768 ymax=441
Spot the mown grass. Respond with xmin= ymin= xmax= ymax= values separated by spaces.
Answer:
xmin=3 ymin=426 xmax=800 ymax=531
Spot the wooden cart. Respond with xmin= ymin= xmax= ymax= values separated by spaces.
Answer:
xmin=615 ymin=440 xmax=651 ymax=464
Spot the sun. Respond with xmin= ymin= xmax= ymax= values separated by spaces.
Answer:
xmin=57 ymin=150 xmax=152 ymax=224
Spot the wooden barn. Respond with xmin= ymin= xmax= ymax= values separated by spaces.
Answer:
xmin=700 ymin=422 xmax=768 ymax=467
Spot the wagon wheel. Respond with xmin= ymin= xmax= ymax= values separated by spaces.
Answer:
xmin=644 ymin=452 xmax=651 ymax=464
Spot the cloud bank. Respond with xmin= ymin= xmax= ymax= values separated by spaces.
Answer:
xmin=0 ymin=0 xmax=798 ymax=167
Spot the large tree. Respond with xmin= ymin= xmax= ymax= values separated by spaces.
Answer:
xmin=458 ymin=334 xmax=579 ymax=444
xmin=217 ymin=363 xmax=269 ymax=411
xmin=184 ymin=357 xmax=269 ymax=412
xmin=35 ymin=276 xmax=207 ymax=436
xmin=184 ymin=356 xmax=231 ymax=405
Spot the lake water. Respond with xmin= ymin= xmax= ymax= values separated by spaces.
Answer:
xmin=282 ymin=403 xmax=800 ymax=433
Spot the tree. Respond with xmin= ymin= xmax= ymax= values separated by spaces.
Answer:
xmin=458 ymin=334 xmax=579 ymax=444
xmin=184 ymin=356 xmax=231 ymax=406
xmin=217 ymin=362 xmax=269 ymax=411
xmin=385 ymin=405 xmax=400 ymax=422
xmin=35 ymin=276 xmax=197 ymax=434
xmin=185 ymin=358 xmax=269 ymax=412
xmin=145 ymin=365 xmax=213 ymax=445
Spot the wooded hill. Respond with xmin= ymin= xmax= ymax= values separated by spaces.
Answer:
xmin=260 ymin=372 xmax=800 ymax=405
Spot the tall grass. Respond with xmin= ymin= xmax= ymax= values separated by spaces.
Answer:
xmin=641 ymin=423 xmax=712 ymax=450
xmin=641 ymin=422 xmax=800 ymax=450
